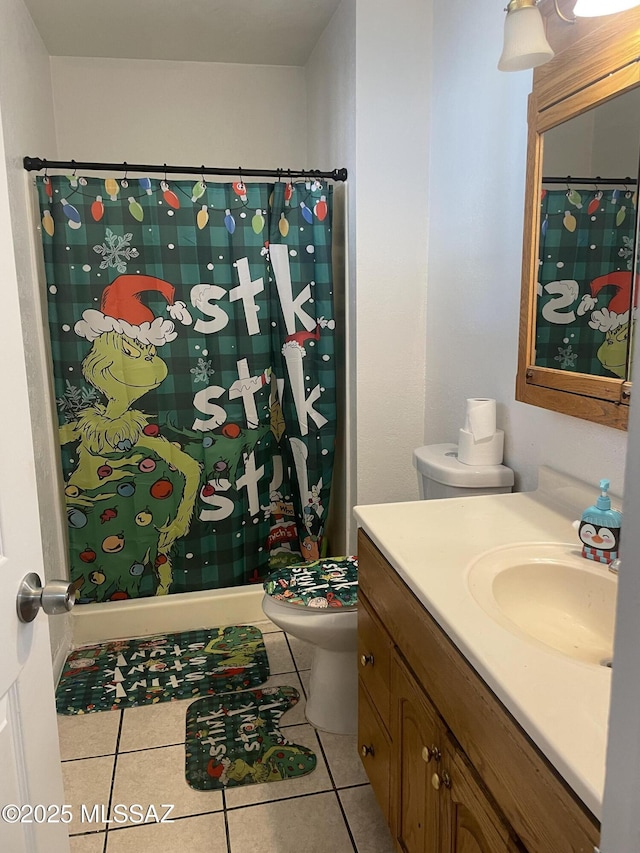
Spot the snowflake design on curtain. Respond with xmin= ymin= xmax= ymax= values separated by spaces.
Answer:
xmin=190 ymin=357 xmax=215 ymax=383
xmin=93 ymin=228 xmax=140 ymax=273
xmin=554 ymin=344 xmax=578 ymax=370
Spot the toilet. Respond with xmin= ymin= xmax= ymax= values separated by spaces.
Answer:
xmin=262 ymin=557 xmax=359 ymax=735
xmin=262 ymin=445 xmax=514 ymax=736
xmin=413 ymin=443 xmax=514 ymax=499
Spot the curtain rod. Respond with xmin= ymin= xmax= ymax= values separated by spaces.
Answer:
xmin=23 ymin=156 xmax=347 ymax=182
xmin=542 ymin=176 xmax=637 ymax=186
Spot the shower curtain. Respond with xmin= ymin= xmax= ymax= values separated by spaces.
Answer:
xmin=36 ymin=175 xmax=336 ymax=604
xmin=536 ymin=186 xmax=637 ymax=378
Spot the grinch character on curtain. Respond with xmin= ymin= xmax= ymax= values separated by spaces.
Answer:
xmin=60 ymin=275 xmax=200 ymax=602
xmin=578 ymin=270 xmax=638 ymax=379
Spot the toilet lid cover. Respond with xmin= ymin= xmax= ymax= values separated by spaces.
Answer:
xmin=263 ymin=557 xmax=358 ymax=608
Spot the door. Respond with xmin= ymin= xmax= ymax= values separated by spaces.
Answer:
xmin=392 ymin=656 xmax=442 ymax=853
xmin=0 ymin=107 xmax=70 ymax=851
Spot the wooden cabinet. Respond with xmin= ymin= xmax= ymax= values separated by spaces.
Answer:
xmin=357 ymin=529 xmax=600 ymax=853
xmin=358 ymin=591 xmax=393 ymax=821
xmin=392 ymin=656 xmax=441 ymax=853
xmin=358 ymin=681 xmax=391 ymax=822
xmin=441 ymin=743 xmax=521 ymax=853
xmin=392 ymin=653 xmax=517 ymax=853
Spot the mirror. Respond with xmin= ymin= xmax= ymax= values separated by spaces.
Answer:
xmin=516 ymin=6 xmax=640 ymax=430
xmin=535 ymin=88 xmax=640 ymax=381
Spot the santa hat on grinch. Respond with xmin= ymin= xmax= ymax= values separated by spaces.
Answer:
xmin=582 ymin=270 xmax=639 ymax=333
xmin=74 ymin=275 xmax=192 ymax=346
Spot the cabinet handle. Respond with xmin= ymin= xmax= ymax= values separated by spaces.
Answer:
xmin=421 ymin=745 xmax=441 ymax=763
xmin=360 ymin=653 xmax=374 ymax=667
xmin=361 ymin=744 xmax=375 ymax=758
xmin=431 ymin=771 xmax=451 ymax=791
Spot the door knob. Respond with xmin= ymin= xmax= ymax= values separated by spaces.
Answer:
xmin=360 ymin=653 xmax=374 ymax=667
xmin=361 ymin=744 xmax=375 ymax=758
xmin=431 ymin=771 xmax=452 ymax=791
xmin=17 ymin=573 xmax=76 ymax=623
xmin=421 ymin=745 xmax=441 ymax=763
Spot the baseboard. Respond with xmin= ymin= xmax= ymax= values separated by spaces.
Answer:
xmin=51 ymin=625 xmax=73 ymax=685
xmin=70 ymin=584 xmax=266 ymax=646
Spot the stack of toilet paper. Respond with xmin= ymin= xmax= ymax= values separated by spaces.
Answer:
xmin=458 ymin=398 xmax=504 ymax=466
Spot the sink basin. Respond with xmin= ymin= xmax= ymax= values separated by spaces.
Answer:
xmin=467 ymin=543 xmax=617 ymax=665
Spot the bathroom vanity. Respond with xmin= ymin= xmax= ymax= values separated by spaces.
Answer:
xmin=355 ymin=476 xmax=609 ymax=853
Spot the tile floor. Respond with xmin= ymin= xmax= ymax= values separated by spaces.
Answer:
xmin=58 ymin=620 xmax=395 ymax=853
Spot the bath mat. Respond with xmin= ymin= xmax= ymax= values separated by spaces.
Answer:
xmin=56 ymin=625 xmax=270 ymax=714
xmin=185 ymin=686 xmax=316 ymax=790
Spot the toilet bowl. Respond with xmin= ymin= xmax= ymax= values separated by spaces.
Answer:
xmin=262 ymin=557 xmax=358 ymax=735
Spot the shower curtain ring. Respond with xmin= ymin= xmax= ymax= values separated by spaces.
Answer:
xmin=200 ymin=166 xmax=206 ymax=189
xmin=71 ymin=159 xmax=77 ymax=177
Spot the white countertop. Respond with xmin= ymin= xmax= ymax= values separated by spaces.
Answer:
xmin=354 ymin=469 xmax=615 ymax=820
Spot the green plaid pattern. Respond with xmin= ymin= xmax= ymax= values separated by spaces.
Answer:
xmin=536 ymin=188 xmax=636 ymax=376
xmin=36 ymin=176 xmax=336 ymax=602
xmin=56 ymin=626 xmax=270 ymax=714
xmin=185 ymin=686 xmax=316 ymax=790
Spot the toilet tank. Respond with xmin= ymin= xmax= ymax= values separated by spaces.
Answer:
xmin=413 ymin=443 xmax=514 ymax=500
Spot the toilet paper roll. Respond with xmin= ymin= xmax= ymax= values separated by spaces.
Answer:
xmin=464 ymin=398 xmax=496 ymax=441
xmin=458 ymin=428 xmax=504 ymax=466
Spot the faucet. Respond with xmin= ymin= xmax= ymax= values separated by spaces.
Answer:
xmin=608 ymin=558 xmax=621 ymax=575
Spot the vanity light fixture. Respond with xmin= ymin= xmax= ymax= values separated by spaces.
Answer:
xmin=573 ymin=0 xmax=640 ymax=15
xmin=498 ymin=0 xmax=555 ymax=72
xmin=499 ymin=0 xmax=640 ymax=72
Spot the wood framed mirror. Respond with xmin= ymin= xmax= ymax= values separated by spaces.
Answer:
xmin=516 ymin=3 xmax=640 ymax=430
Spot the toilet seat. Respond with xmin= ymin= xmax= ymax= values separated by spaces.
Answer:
xmin=263 ymin=556 xmax=358 ymax=610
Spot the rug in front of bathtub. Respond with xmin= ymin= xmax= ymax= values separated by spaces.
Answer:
xmin=56 ymin=625 xmax=270 ymax=714
xmin=185 ymin=685 xmax=316 ymax=789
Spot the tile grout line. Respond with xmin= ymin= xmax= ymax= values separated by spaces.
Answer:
xmin=312 ymin=728 xmax=359 ymax=853
xmin=285 ymin=631 xmax=361 ymax=852
xmin=283 ymin=633 xmax=309 ymax=700
xmin=96 ymin=807 xmax=225 ymax=833
xmin=221 ymin=782 xmax=370 ymax=812
xmin=102 ymin=709 xmax=124 ymax=853
xmin=222 ymin=789 xmax=232 ymax=853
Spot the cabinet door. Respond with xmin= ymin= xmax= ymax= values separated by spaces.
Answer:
xmin=440 ymin=741 xmax=517 ymax=853
xmin=358 ymin=593 xmax=392 ymax=733
xmin=359 ymin=681 xmax=391 ymax=822
xmin=392 ymin=656 xmax=443 ymax=853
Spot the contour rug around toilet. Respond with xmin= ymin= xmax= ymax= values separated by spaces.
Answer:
xmin=262 ymin=557 xmax=359 ymax=735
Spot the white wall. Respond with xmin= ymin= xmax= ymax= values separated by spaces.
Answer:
xmin=50 ymin=56 xmax=307 ymax=167
xmin=306 ymin=0 xmax=356 ymax=550
xmin=425 ymin=0 xmax=627 ymax=496
xmin=355 ymin=0 xmax=432 ymax=506
xmin=0 ymin=1 xmax=70 ymax=670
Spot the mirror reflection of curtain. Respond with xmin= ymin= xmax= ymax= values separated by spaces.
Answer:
xmin=36 ymin=175 xmax=337 ymax=604
xmin=535 ymin=186 xmax=637 ymax=379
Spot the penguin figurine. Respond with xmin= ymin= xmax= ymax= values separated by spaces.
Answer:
xmin=573 ymin=479 xmax=622 ymax=565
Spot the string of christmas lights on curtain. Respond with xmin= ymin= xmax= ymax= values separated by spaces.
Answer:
xmin=35 ymin=172 xmax=334 ymax=237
